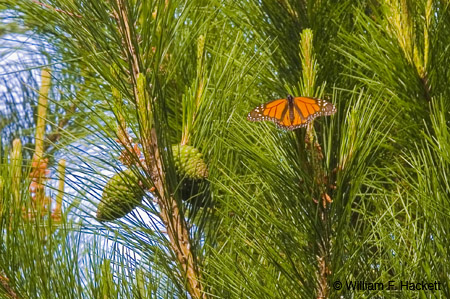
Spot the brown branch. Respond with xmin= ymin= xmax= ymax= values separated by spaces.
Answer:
xmin=316 ymin=255 xmax=330 ymax=299
xmin=32 ymin=0 xmax=119 ymax=21
xmin=0 ymin=273 xmax=19 ymax=299
xmin=420 ymin=73 xmax=432 ymax=103
xmin=150 ymin=130 xmax=204 ymax=299
xmin=32 ymin=0 xmax=82 ymax=18
xmin=113 ymin=0 xmax=141 ymax=80
xmin=45 ymin=103 xmax=77 ymax=150
xmin=113 ymin=1 xmax=204 ymax=297
xmin=305 ymin=125 xmax=332 ymax=299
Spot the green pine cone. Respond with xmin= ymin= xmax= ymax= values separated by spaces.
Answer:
xmin=96 ymin=169 xmax=144 ymax=222
xmin=172 ymin=144 xmax=208 ymax=179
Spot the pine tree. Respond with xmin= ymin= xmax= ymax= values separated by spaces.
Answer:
xmin=1 ymin=0 xmax=449 ymax=298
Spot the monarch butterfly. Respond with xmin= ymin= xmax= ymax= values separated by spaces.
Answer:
xmin=247 ymin=94 xmax=336 ymax=130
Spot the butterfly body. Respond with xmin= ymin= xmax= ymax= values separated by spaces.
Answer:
xmin=247 ymin=94 xmax=336 ymax=130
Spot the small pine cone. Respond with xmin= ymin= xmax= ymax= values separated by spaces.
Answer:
xmin=96 ymin=169 xmax=144 ymax=221
xmin=172 ymin=144 xmax=208 ymax=179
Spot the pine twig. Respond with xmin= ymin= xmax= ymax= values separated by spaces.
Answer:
xmin=0 ymin=273 xmax=19 ymax=299
xmin=31 ymin=0 xmax=82 ymax=18
xmin=299 ymin=29 xmax=332 ymax=299
xmin=45 ymin=102 xmax=77 ymax=147
xmin=150 ymin=129 xmax=204 ymax=299
xmin=113 ymin=1 xmax=204 ymax=297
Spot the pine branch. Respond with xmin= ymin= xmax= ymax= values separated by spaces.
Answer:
xmin=112 ymin=0 xmax=204 ymax=297
xmin=151 ymin=129 xmax=205 ymax=299
xmin=299 ymin=28 xmax=333 ymax=298
xmin=31 ymin=0 xmax=82 ymax=18
xmin=0 ymin=273 xmax=18 ymax=299
xmin=45 ymin=102 xmax=76 ymax=147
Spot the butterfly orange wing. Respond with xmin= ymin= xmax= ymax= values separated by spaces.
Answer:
xmin=287 ymin=97 xmax=336 ymax=129
xmin=247 ymin=98 xmax=289 ymax=125
xmin=247 ymin=96 xmax=336 ymax=131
